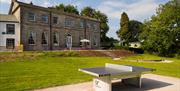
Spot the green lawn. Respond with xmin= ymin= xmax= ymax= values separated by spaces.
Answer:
xmin=0 ymin=53 xmax=179 ymax=91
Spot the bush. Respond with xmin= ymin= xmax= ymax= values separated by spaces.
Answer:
xmin=128 ymin=48 xmax=144 ymax=54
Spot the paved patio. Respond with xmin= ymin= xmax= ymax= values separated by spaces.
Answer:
xmin=35 ymin=74 xmax=180 ymax=91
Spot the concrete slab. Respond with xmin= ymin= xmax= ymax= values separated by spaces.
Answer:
xmin=34 ymin=74 xmax=180 ymax=91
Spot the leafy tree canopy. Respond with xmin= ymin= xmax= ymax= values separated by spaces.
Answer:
xmin=51 ymin=4 xmax=79 ymax=15
xmin=128 ymin=20 xmax=143 ymax=42
xmin=140 ymin=0 xmax=180 ymax=56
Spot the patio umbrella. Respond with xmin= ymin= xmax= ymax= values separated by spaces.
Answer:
xmin=80 ymin=39 xmax=90 ymax=42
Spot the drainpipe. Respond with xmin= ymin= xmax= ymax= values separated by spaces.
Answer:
xmin=49 ymin=12 xmax=52 ymax=50
xmin=84 ymin=19 xmax=87 ymax=48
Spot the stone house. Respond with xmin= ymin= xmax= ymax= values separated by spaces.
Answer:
xmin=7 ymin=0 xmax=100 ymax=51
xmin=0 ymin=14 xmax=20 ymax=52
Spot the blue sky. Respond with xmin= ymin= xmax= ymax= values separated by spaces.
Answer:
xmin=0 ymin=0 xmax=169 ymax=39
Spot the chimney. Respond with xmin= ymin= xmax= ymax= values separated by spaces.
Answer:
xmin=12 ymin=0 xmax=17 ymax=2
xmin=30 ymin=1 xmax=33 ymax=5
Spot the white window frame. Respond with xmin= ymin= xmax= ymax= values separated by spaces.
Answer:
xmin=65 ymin=18 xmax=74 ymax=27
xmin=53 ymin=32 xmax=59 ymax=46
xmin=42 ymin=32 xmax=48 ymax=45
xmin=93 ymin=36 xmax=98 ymax=46
xmin=6 ymin=24 xmax=15 ymax=34
xmin=80 ymin=21 xmax=84 ymax=28
xmin=6 ymin=38 xmax=15 ymax=49
xmin=53 ymin=17 xmax=58 ymax=24
xmin=28 ymin=12 xmax=35 ymax=21
xmin=28 ymin=31 xmax=36 ymax=45
xmin=42 ymin=15 xmax=49 ymax=24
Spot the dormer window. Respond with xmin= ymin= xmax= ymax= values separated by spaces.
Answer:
xmin=42 ymin=15 xmax=49 ymax=23
xmin=28 ymin=12 xmax=35 ymax=21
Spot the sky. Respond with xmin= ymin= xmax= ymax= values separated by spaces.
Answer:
xmin=0 ymin=0 xmax=169 ymax=39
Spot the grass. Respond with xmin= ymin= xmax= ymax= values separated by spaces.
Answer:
xmin=0 ymin=52 xmax=179 ymax=91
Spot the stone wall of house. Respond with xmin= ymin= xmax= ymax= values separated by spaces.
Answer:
xmin=13 ymin=5 xmax=100 ymax=51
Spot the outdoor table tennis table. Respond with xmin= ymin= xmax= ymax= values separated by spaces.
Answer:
xmin=79 ymin=63 xmax=154 ymax=91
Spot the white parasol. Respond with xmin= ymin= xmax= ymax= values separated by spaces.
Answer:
xmin=80 ymin=39 xmax=90 ymax=42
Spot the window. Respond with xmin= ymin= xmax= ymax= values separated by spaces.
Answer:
xmin=93 ymin=24 xmax=97 ymax=31
xmin=42 ymin=32 xmax=48 ymax=45
xmin=53 ymin=32 xmax=59 ymax=46
xmin=87 ymin=36 xmax=90 ymax=45
xmin=80 ymin=21 xmax=84 ymax=28
xmin=28 ymin=32 xmax=36 ymax=45
xmin=65 ymin=18 xmax=74 ymax=27
xmin=66 ymin=34 xmax=72 ymax=48
xmin=53 ymin=17 xmax=58 ymax=24
xmin=93 ymin=36 xmax=97 ymax=46
xmin=87 ymin=23 xmax=91 ymax=29
xmin=6 ymin=38 xmax=15 ymax=49
xmin=79 ymin=36 xmax=83 ymax=46
xmin=6 ymin=24 xmax=15 ymax=34
xmin=28 ymin=12 xmax=35 ymax=21
xmin=42 ymin=15 xmax=49 ymax=23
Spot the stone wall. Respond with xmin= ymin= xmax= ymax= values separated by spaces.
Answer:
xmin=16 ymin=6 xmax=100 ymax=51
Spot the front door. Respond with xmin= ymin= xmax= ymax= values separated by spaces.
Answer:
xmin=6 ymin=38 xmax=15 ymax=49
xmin=66 ymin=34 xmax=72 ymax=49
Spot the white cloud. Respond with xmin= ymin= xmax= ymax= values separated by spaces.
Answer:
xmin=19 ymin=0 xmax=53 ymax=7
xmin=41 ymin=0 xmax=52 ymax=7
xmin=19 ymin=0 xmax=32 ymax=3
xmin=97 ymin=0 xmax=163 ymax=39
xmin=97 ymin=0 xmax=159 ymax=21
xmin=0 ymin=0 xmax=11 ymax=4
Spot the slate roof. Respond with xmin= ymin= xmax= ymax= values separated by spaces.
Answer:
xmin=0 ymin=14 xmax=18 ymax=22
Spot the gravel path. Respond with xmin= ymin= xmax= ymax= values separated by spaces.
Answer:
xmin=34 ymin=74 xmax=180 ymax=91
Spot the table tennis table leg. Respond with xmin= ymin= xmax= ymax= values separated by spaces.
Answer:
xmin=93 ymin=76 xmax=112 ymax=91
xmin=122 ymin=76 xmax=141 ymax=88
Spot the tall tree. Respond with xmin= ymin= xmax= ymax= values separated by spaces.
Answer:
xmin=116 ymin=20 xmax=142 ymax=43
xmin=128 ymin=20 xmax=143 ymax=42
xmin=55 ymin=4 xmax=65 ymax=10
xmin=51 ymin=4 xmax=79 ymax=15
xmin=140 ymin=0 xmax=180 ymax=56
xmin=81 ymin=7 xmax=109 ymax=42
xmin=118 ymin=12 xmax=130 ymax=44
xmin=81 ymin=7 xmax=95 ymax=17
xmin=64 ymin=5 xmax=79 ymax=15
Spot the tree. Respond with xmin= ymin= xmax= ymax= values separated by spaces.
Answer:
xmin=81 ymin=7 xmax=95 ymax=17
xmin=128 ymin=20 xmax=143 ymax=42
xmin=81 ymin=7 xmax=109 ymax=42
xmin=51 ymin=4 xmax=79 ymax=15
xmin=64 ymin=5 xmax=79 ymax=15
xmin=116 ymin=19 xmax=142 ymax=44
xmin=117 ymin=12 xmax=130 ymax=44
xmin=140 ymin=0 xmax=180 ymax=56
xmin=55 ymin=4 xmax=65 ymax=10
